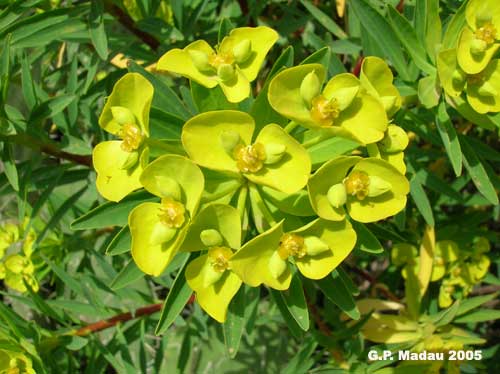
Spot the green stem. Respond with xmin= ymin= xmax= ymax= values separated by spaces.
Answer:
xmin=283 ymin=121 xmax=298 ymax=134
xmin=248 ymin=183 xmax=276 ymax=228
xmin=236 ymin=184 xmax=248 ymax=221
xmin=302 ymin=135 xmax=325 ymax=148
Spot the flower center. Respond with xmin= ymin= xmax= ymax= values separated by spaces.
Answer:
xmin=120 ymin=123 xmax=144 ymax=152
xmin=208 ymin=52 xmax=234 ymax=69
xmin=466 ymin=72 xmax=484 ymax=86
xmin=475 ymin=22 xmax=497 ymax=45
xmin=158 ymin=198 xmax=186 ymax=228
xmin=310 ymin=95 xmax=340 ymax=127
xmin=278 ymin=233 xmax=306 ymax=259
xmin=208 ymin=246 xmax=233 ymax=272
xmin=344 ymin=171 xmax=370 ymax=200
xmin=233 ymin=143 xmax=267 ymax=173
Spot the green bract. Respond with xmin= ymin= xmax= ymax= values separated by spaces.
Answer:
xmin=230 ymin=218 xmax=356 ymax=289
xmin=438 ymin=49 xmax=500 ymax=113
xmin=129 ymin=155 xmax=204 ymax=276
xmin=308 ymin=156 xmax=409 ymax=223
xmin=93 ymin=73 xmax=154 ymax=202
xmin=367 ymin=125 xmax=409 ymax=174
xmin=267 ymin=64 xmax=388 ymax=144
xmin=156 ymin=26 xmax=278 ymax=103
xmin=181 ymin=110 xmax=311 ymax=194
xmin=183 ymin=204 xmax=242 ymax=322
xmin=456 ymin=0 xmax=500 ymax=74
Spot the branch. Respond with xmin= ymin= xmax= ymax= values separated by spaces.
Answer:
xmin=73 ymin=303 xmax=162 ymax=336
xmin=2 ymin=133 xmax=92 ymax=167
xmin=104 ymin=2 xmax=160 ymax=51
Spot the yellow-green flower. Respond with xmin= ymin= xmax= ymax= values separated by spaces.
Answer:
xmin=438 ymin=49 xmax=500 ymax=113
xmin=157 ymin=26 xmax=278 ymax=103
xmin=93 ymin=73 xmax=153 ymax=202
xmin=308 ymin=156 xmax=409 ymax=223
xmin=0 ymin=345 xmax=36 ymax=374
xmin=367 ymin=125 xmax=409 ymax=174
xmin=129 ymin=155 xmax=204 ymax=276
xmin=359 ymin=56 xmax=402 ymax=117
xmin=0 ymin=223 xmax=18 ymax=258
xmin=230 ymin=219 xmax=356 ymax=290
xmin=268 ymin=64 xmax=388 ymax=144
xmin=182 ymin=110 xmax=311 ymax=194
xmin=182 ymin=204 xmax=242 ymax=322
xmin=456 ymin=0 xmax=500 ymax=74
xmin=0 ymin=254 xmax=38 ymax=293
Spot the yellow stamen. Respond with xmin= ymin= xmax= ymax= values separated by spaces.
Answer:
xmin=208 ymin=246 xmax=233 ymax=272
xmin=475 ymin=22 xmax=497 ymax=45
xmin=233 ymin=143 xmax=267 ymax=173
xmin=278 ymin=233 xmax=306 ymax=259
xmin=158 ymin=198 xmax=185 ymax=228
xmin=120 ymin=123 xmax=143 ymax=152
xmin=310 ymin=95 xmax=340 ymax=127
xmin=344 ymin=171 xmax=370 ymax=200
xmin=208 ymin=51 xmax=234 ymax=69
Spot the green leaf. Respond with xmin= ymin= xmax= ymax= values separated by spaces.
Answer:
xmin=349 ymin=0 xmax=410 ymax=80
xmin=317 ymin=270 xmax=360 ymax=320
xmin=106 ymin=226 xmax=131 ymax=255
xmin=351 ymin=220 xmax=384 ymax=254
xmin=42 ymin=255 xmax=84 ymax=296
xmin=460 ymin=135 xmax=499 ymax=205
xmin=218 ymin=18 xmax=234 ymax=43
xmin=29 ymin=94 xmax=76 ymax=124
xmin=417 ymin=75 xmax=440 ymax=109
xmin=386 ymin=5 xmax=435 ymax=75
xmin=88 ymin=0 xmax=108 ymax=60
xmin=431 ymin=301 xmax=460 ymax=327
xmin=409 ymin=176 xmax=435 ymax=226
xmin=279 ymin=274 xmax=310 ymax=331
xmin=436 ymin=101 xmax=462 ymax=177
xmin=442 ymin=1 xmax=466 ymax=49
xmin=300 ymin=0 xmax=347 ymax=39
xmin=307 ymin=136 xmax=360 ymax=168
xmin=455 ymin=293 xmax=498 ymax=317
xmin=301 ymin=46 xmax=330 ymax=66
xmin=20 ymin=52 xmax=36 ymax=109
xmin=128 ymin=61 xmax=190 ymax=120
xmin=0 ymin=33 xmax=10 ymax=104
xmin=282 ymin=336 xmax=317 ymax=374
xmin=269 ymin=289 xmax=303 ymax=339
xmin=155 ymin=254 xmax=194 ymax=335
xmin=267 ymin=46 xmax=294 ymax=82
xmin=110 ymin=260 xmax=145 ymax=290
xmin=1 ymin=142 xmax=19 ymax=191
xmin=454 ymin=309 xmax=500 ymax=324
xmin=191 ymin=81 xmax=236 ymax=112
xmin=223 ymin=285 xmax=246 ymax=358
xmin=71 ymin=190 xmax=157 ymax=230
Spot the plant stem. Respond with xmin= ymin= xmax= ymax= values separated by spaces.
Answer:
xmin=283 ymin=121 xmax=298 ymax=134
xmin=2 ymin=134 xmax=92 ymax=167
xmin=72 ymin=303 xmax=163 ymax=336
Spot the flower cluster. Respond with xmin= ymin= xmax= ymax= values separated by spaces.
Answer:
xmin=438 ymin=0 xmax=500 ymax=113
xmin=392 ymin=237 xmax=491 ymax=308
xmin=93 ymin=26 xmax=411 ymax=322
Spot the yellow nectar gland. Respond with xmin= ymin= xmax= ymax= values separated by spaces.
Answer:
xmin=208 ymin=246 xmax=233 ymax=272
xmin=278 ymin=233 xmax=306 ymax=260
xmin=233 ymin=143 xmax=267 ymax=173
xmin=475 ymin=22 xmax=497 ymax=45
xmin=120 ymin=123 xmax=143 ymax=152
xmin=208 ymin=51 xmax=235 ymax=69
xmin=310 ymin=95 xmax=340 ymax=127
xmin=344 ymin=171 xmax=370 ymax=200
xmin=158 ymin=198 xmax=186 ymax=228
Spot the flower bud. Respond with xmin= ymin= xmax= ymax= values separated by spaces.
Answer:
xmin=149 ymin=222 xmax=177 ymax=245
xmin=367 ymin=175 xmax=392 ymax=197
xmin=327 ymin=183 xmax=347 ymax=208
xmin=380 ymin=95 xmax=398 ymax=113
xmin=120 ymin=150 xmax=139 ymax=170
xmin=470 ymin=38 xmax=487 ymax=55
xmin=451 ymin=69 xmax=466 ymax=86
xmin=268 ymin=250 xmax=288 ymax=279
xmin=334 ymin=86 xmax=359 ymax=110
xmin=217 ymin=63 xmax=236 ymax=82
xmin=379 ymin=125 xmax=409 ymax=153
xmin=263 ymin=143 xmax=286 ymax=164
xmin=233 ymin=39 xmax=252 ymax=64
xmin=4 ymin=255 xmax=25 ymax=274
xmin=300 ymin=70 xmax=322 ymax=105
xmin=111 ymin=106 xmax=135 ymax=125
xmin=220 ymin=130 xmax=241 ymax=155
xmin=203 ymin=263 xmax=224 ymax=287
xmin=200 ymin=229 xmax=223 ymax=247
xmin=478 ymin=81 xmax=498 ymax=96
xmin=154 ymin=176 xmax=182 ymax=201
xmin=188 ymin=49 xmax=212 ymax=72
xmin=304 ymin=236 xmax=330 ymax=256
